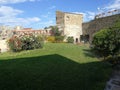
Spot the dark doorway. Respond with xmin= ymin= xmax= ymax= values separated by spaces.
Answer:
xmin=76 ymin=38 xmax=78 ymax=43
xmin=80 ymin=34 xmax=89 ymax=43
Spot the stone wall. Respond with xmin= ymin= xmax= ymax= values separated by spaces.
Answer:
xmin=82 ymin=14 xmax=120 ymax=42
xmin=0 ymin=40 xmax=8 ymax=53
xmin=64 ymin=13 xmax=83 ymax=43
xmin=56 ymin=11 xmax=83 ymax=43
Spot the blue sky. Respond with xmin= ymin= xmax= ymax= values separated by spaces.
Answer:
xmin=0 ymin=0 xmax=120 ymax=29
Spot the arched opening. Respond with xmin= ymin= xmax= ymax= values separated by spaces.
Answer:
xmin=76 ymin=38 xmax=78 ymax=43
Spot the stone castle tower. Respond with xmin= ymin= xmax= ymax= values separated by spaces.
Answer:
xmin=56 ymin=11 xmax=83 ymax=43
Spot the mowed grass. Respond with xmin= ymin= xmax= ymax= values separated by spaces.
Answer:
xmin=0 ymin=43 xmax=112 ymax=90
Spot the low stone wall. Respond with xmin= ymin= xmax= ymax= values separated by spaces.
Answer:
xmin=0 ymin=40 xmax=8 ymax=53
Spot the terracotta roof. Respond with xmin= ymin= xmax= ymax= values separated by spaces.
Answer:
xmin=23 ymin=28 xmax=32 ymax=30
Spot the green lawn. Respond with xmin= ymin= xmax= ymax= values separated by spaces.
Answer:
xmin=0 ymin=43 xmax=112 ymax=90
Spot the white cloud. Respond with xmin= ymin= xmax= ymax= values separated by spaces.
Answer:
xmin=49 ymin=6 xmax=56 ymax=10
xmin=0 ymin=0 xmax=39 ymax=4
xmin=74 ymin=0 xmax=120 ymax=22
xmin=41 ymin=12 xmax=52 ymax=18
xmin=34 ymin=11 xmax=55 ymax=28
xmin=104 ymin=0 xmax=120 ymax=10
xmin=0 ymin=6 xmax=23 ymax=17
xmin=39 ymin=20 xmax=54 ymax=26
xmin=32 ymin=20 xmax=55 ymax=29
xmin=0 ymin=5 xmax=54 ymax=29
xmin=86 ymin=11 xmax=96 ymax=20
xmin=0 ymin=6 xmax=40 ymax=26
xmin=73 ymin=12 xmax=85 ymax=15
xmin=74 ymin=11 xmax=96 ymax=22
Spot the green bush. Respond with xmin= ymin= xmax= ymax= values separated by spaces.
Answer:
xmin=55 ymin=36 xmax=64 ymax=43
xmin=46 ymin=36 xmax=64 ymax=43
xmin=67 ymin=36 xmax=74 ymax=43
xmin=8 ymin=34 xmax=44 ymax=52
xmin=33 ymin=35 xmax=44 ymax=49
xmin=50 ymin=26 xmax=63 ymax=36
xmin=92 ymin=27 xmax=120 ymax=60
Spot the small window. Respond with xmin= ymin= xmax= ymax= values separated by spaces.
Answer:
xmin=66 ymin=16 xmax=70 ymax=21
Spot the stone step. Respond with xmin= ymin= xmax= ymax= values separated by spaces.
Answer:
xmin=105 ymin=79 xmax=120 ymax=90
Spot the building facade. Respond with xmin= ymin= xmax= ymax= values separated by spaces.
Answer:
xmin=56 ymin=11 xmax=83 ymax=43
xmin=0 ymin=26 xmax=52 ymax=40
xmin=13 ymin=28 xmax=51 ymax=36
xmin=0 ymin=25 xmax=13 ymax=39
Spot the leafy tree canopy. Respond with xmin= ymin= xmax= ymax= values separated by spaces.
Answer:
xmin=92 ymin=21 xmax=120 ymax=59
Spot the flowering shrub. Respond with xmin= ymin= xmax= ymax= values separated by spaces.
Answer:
xmin=55 ymin=36 xmax=64 ymax=43
xmin=8 ymin=36 xmax=22 ymax=52
xmin=8 ymin=34 xmax=44 ymax=52
xmin=46 ymin=36 xmax=55 ymax=42
xmin=46 ymin=36 xmax=64 ymax=43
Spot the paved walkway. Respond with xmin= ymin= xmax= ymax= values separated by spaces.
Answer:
xmin=0 ymin=40 xmax=8 ymax=53
xmin=105 ymin=65 xmax=120 ymax=90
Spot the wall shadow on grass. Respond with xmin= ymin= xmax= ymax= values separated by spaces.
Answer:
xmin=0 ymin=54 xmax=111 ymax=90
xmin=82 ymin=48 xmax=97 ymax=58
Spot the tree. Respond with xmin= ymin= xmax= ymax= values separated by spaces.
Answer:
xmin=92 ymin=21 xmax=120 ymax=59
xmin=92 ymin=29 xmax=110 ymax=59
xmin=50 ymin=26 xmax=62 ymax=36
xmin=108 ymin=21 xmax=120 ymax=57
xmin=49 ymin=26 xmax=64 ymax=42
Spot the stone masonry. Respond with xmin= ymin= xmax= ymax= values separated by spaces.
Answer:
xmin=56 ymin=11 xmax=83 ymax=43
xmin=0 ymin=40 xmax=8 ymax=53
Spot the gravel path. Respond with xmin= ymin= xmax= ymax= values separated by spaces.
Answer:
xmin=105 ymin=65 xmax=120 ymax=90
